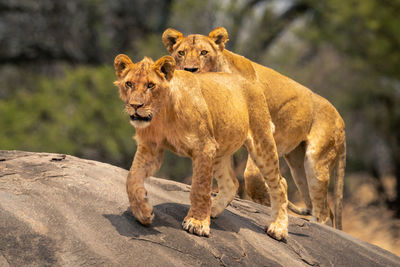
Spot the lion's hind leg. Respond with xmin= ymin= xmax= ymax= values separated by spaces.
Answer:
xmin=303 ymin=130 xmax=339 ymax=227
xmin=304 ymin=143 xmax=334 ymax=226
xmin=211 ymin=156 xmax=239 ymax=218
xmin=284 ymin=143 xmax=313 ymax=215
xmin=245 ymin=133 xmax=288 ymax=241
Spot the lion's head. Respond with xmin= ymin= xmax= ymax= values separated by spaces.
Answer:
xmin=114 ymin=54 xmax=176 ymax=129
xmin=162 ymin=27 xmax=228 ymax=73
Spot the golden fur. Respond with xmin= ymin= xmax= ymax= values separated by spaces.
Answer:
xmin=114 ymin=54 xmax=289 ymax=240
xmin=162 ymin=27 xmax=346 ymax=229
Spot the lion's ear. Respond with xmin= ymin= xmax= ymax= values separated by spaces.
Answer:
xmin=209 ymin=27 xmax=229 ymax=51
xmin=153 ymin=56 xmax=176 ymax=81
xmin=162 ymin=28 xmax=183 ymax=54
xmin=114 ymin=54 xmax=134 ymax=79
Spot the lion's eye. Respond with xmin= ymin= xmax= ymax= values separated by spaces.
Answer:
xmin=125 ymin=81 xmax=133 ymax=88
xmin=201 ymin=50 xmax=208 ymax=56
xmin=147 ymin=82 xmax=155 ymax=89
xmin=178 ymin=51 xmax=185 ymax=56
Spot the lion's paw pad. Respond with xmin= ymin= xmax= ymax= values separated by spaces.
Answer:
xmin=182 ymin=218 xmax=210 ymax=237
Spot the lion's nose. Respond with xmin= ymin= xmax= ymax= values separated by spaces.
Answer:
xmin=130 ymin=103 xmax=144 ymax=110
xmin=184 ymin=67 xmax=199 ymax=73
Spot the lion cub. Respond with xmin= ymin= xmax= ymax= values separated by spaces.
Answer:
xmin=113 ymin=54 xmax=289 ymax=240
xmin=162 ymin=27 xmax=346 ymax=230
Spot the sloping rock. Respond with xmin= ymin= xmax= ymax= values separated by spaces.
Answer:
xmin=0 ymin=150 xmax=399 ymax=266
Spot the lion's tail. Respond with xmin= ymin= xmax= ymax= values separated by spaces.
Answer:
xmin=333 ymin=139 xmax=346 ymax=230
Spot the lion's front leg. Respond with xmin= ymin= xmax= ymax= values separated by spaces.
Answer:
xmin=127 ymin=143 xmax=163 ymax=225
xmin=182 ymin=142 xmax=216 ymax=237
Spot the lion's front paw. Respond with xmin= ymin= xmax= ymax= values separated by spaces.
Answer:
xmin=266 ymin=221 xmax=288 ymax=241
xmin=133 ymin=201 xmax=154 ymax=225
xmin=130 ymin=188 xmax=154 ymax=225
xmin=182 ymin=217 xmax=210 ymax=237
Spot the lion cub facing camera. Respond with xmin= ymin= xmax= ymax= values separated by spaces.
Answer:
xmin=113 ymin=54 xmax=289 ymax=240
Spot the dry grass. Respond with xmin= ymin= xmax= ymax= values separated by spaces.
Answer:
xmin=342 ymin=173 xmax=400 ymax=256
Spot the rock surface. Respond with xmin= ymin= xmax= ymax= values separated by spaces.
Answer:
xmin=0 ymin=150 xmax=399 ymax=266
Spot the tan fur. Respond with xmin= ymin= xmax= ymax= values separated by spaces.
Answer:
xmin=162 ymin=27 xmax=346 ymax=230
xmin=114 ymin=54 xmax=289 ymax=240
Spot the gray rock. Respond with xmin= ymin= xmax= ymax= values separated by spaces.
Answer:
xmin=0 ymin=150 xmax=399 ymax=266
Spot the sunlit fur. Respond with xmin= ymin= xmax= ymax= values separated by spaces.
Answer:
xmin=114 ymin=54 xmax=289 ymax=240
xmin=163 ymin=27 xmax=346 ymax=230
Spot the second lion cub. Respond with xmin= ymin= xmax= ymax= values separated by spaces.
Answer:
xmin=114 ymin=54 xmax=289 ymax=240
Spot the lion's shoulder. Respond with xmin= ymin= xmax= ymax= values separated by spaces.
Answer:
xmin=221 ymin=50 xmax=257 ymax=81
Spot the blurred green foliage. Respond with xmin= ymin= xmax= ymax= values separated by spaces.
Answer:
xmin=307 ymin=0 xmax=400 ymax=78
xmin=0 ymin=65 xmax=136 ymax=167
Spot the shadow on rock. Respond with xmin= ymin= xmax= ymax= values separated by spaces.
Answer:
xmin=104 ymin=202 xmax=192 ymax=238
xmin=104 ymin=209 xmax=161 ymax=238
xmin=105 ymin=201 xmax=273 ymax=239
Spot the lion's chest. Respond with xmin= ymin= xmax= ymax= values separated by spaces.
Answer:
xmin=162 ymin=135 xmax=195 ymax=159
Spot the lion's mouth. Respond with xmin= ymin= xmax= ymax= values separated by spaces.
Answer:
xmin=130 ymin=113 xmax=153 ymax=122
xmin=184 ymin=67 xmax=199 ymax=73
